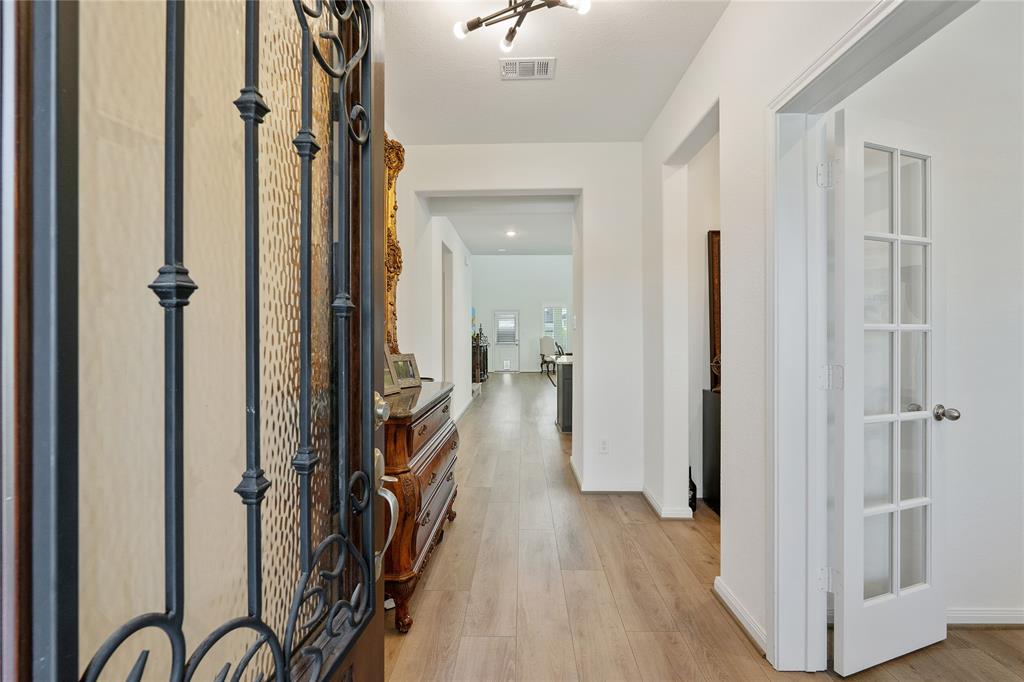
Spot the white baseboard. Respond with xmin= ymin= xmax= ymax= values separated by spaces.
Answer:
xmin=828 ymin=607 xmax=1024 ymax=626
xmin=642 ymin=487 xmax=693 ymax=519
xmin=714 ymin=576 xmax=768 ymax=653
xmin=946 ymin=608 xmax=1024 ymax=625
xmin=569 ymin=456 xmax=583 ymax=490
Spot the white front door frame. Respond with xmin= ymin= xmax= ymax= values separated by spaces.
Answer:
xmin=765 ymin=0 xmax=975 ymax=670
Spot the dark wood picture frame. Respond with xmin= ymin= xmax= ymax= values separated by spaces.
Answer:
xmin=708 ymin=230 xmax=722 ymax=391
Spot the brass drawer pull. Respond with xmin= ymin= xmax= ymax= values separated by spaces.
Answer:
xmin=445 ymin=471 xmax=454 ymax=483
xmin=419 ymin=510 xmax=432 ymax=527
xmin=442 ymin=404 xmax=450 ymax=414
xmin=428 ymin=471 xmax=438 ymax=486
xmin=417 ymin=423 xmax=428 ymax=437
xmin=450 ymin=438 xmax=458 ymax=451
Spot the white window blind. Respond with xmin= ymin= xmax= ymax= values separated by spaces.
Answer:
xmin=542 ymin=306 xmax=569 ymax=349
xmin=495 ymin=311 xmax=519 ymax=344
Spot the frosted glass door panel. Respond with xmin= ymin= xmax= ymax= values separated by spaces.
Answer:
xmin=901 ymin=243 xmax=928 ymax=324
xmin=864 ymin=332 xmax=893 ymax=416
xmin=864 ymin=513 xmax=893 ymax=600
xmin=864 ymin=147 xmax=894 ymax=234
xmin=900 ymin=507 xmax=928 ymax=589
xmin=900 ymin=332 xmax=927 ymax=412
xmin=865 ymin=423 xmax=893 ymax=508
xmin=900 ymin=155 xmax=927 ymax=238
xmin=865 ymin=240 xmax=894 ymax=324
xmin=900 ymin=420 xmax=927 ymax=501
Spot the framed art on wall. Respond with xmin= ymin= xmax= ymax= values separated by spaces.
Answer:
xmin=708 ymin=229 xmax=722 ymax=391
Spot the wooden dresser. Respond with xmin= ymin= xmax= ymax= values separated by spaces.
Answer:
xmin=383 ymin=382 xmax=459 ymax=632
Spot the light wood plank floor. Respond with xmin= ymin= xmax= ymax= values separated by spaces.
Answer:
xmin=386 ymin=373 xmax=1024 ymax=681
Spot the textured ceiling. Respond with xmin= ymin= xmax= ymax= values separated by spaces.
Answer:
xmin=429 ymin=195 xmax=575 ymax=255
xmin=384 ymin=0 xmax=728 ymax=144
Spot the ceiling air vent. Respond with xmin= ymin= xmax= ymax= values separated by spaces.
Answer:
xmin=499 ymin=58 xmax=556 ymax=81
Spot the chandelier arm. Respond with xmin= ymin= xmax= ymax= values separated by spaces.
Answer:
xmin=482 ymin=0 xmax=550 ymax=27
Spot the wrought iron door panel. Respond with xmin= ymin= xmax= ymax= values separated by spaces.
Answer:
xmin=66 ymin=0 xmax=379 ymax=679
xmin=258 ymin=0 xmax=338 ymax=674
xmin=77 ymin=0 xmax=175 ymax=676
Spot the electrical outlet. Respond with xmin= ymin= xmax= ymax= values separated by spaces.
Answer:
xmin=598 ymin=439 xmax=609 ymax=455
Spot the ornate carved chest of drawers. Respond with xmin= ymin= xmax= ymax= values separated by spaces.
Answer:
xmin=383 ymin=382 xmax=459 ymax=632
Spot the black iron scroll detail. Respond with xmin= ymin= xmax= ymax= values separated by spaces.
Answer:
xmin=79 ymin=0 xmax=375 ymax=679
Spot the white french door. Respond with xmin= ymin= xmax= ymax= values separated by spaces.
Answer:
xmin=830 ymin=109 xmax=950 ymax=675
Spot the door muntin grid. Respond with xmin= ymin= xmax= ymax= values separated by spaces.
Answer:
xmin=861 ymin=144 xmax=932 ymax=604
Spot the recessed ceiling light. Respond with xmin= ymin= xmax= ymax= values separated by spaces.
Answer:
xmin=505 ymin=230 xmax=517 ymax=237
xmin=498 ymin=248 xmax=507 ymax=252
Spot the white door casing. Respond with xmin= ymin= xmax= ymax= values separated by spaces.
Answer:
xmin=830 ymin=109 xmax=946 ymax=676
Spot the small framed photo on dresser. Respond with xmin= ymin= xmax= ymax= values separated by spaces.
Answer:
xmin=383 ymin=353 xmax=401 ymax=395
xmin=388 ymin=352 xmax=422 ymax=389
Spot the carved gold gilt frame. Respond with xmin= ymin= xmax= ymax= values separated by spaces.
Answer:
xmin=385 ymin=133 xmax=405 ymax=353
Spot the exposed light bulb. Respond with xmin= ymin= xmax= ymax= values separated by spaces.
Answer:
xmin=453 ymin=21 xmax=470 ymax=39
xmin=501 ymin=26 xmax=517 ymax=53
xmin=498 ymin=248 xmax=508 ymax=252
xmin=506 ymin=230 xmax=517 ymax=237
xmin=575 ymin=0 xmax=591 ymax=14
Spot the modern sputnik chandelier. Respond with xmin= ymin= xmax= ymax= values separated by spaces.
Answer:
xmin=453 ymin=0 xmax=591 ymax=52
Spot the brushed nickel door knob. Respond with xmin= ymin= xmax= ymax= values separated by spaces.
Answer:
xmin=374 ymin=391 xmax=391 ymax=429
xmin=933 ymin=404 xmax=961 ymax=421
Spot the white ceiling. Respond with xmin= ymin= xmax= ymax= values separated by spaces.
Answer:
xmin=384 ymin=1 xmax=728 ymax=144
xmin=428 ymin=195 xmax=575 ymax=255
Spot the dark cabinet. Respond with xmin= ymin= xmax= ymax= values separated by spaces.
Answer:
xmin=472 ymin=338 xmax=489 ymax=384
xmin=702 ymin=389 xmax=721 ymax=515
xmin=556 ymin=360 xmax=572 ymax=433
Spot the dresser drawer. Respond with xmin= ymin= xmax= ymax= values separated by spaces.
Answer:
xmin=409 ymin=396 xmax=452 ymax=457
xmin=414 ymin=463 xmax=455 ymax=557
xmin=415 ymin=426 xmax=459 ymax=506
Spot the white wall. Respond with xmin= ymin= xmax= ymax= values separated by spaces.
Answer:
xmin=394 ymin=142 xmax=642 ymax=491
xmin=641 ymin=0 xmax=876 ymax=635
xmin=836 ymin=0 xmax=1024 ymax=621
xmin=401 ymin=215 xmax=475 ymax=420
xmin=472 ymin=255 xmax=573 ymax=373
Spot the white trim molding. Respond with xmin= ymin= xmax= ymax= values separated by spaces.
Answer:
xmin=642 ymin=487 xmax=693 ymax=520
xmin=569 ymin=455 xmax=584 ymax=491
xmin=764 ymin=0 xmax=977 ymax=672
xmin=946 ymin=609 xmax=1024 ymax=626
xmin=714 ymin=577 xmax=768 ymax=652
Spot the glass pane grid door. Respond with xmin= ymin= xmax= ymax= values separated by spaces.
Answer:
xmin=862 ymin=144 xmax=932 ymax=603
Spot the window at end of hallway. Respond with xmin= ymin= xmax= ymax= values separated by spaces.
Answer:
xmin=543 ymin=305 xmax=569 ymax=349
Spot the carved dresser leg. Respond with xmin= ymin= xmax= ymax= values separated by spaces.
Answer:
xmin=391 ymin=580 xmax=415 ymax=633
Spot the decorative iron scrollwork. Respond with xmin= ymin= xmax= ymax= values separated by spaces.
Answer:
xmin=80 ymin=0 xmax=376 ymax=679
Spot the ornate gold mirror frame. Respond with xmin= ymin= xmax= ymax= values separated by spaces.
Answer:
xmin=385 ymin=134 xmax=405 ymax=353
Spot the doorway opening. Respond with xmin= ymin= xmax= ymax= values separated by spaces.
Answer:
xmin=771 ymin=1 xmax=1022 ymax=674
xmin=654 ymin=101 xmax=723 ymax=529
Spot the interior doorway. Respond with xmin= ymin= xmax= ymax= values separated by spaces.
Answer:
xmin=654 ymin=102 xmax=723 ymax=526
xmin=771 ymin=0 xmax=1021 ymax=674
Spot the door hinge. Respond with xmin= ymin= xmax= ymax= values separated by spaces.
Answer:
xmin=818 ymin=364 xmax=844 ymax=390
xmin=818 ymin=566 xmax=839 ymax=593
xmin=816 ymin=160 xmax=836 ymax=189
